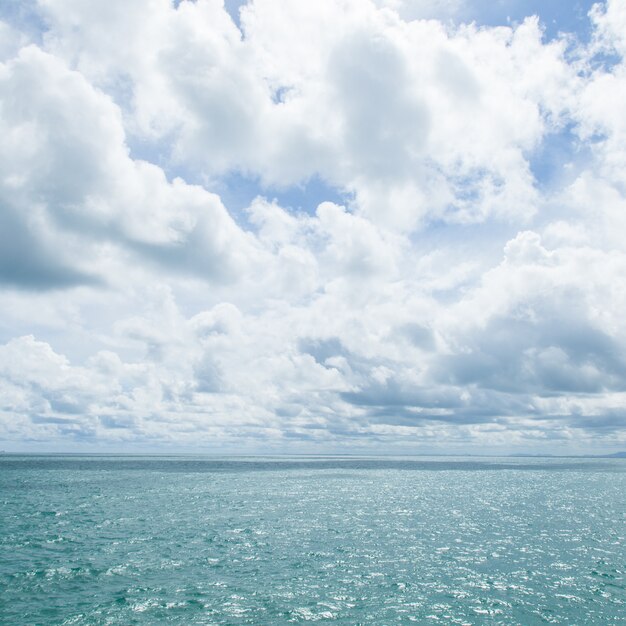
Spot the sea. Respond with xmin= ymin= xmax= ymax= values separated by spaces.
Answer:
xmin=0 ymin=455 xmax=624 ymax=625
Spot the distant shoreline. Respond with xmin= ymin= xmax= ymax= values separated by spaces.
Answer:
xmin=2 ymin=451 xmax=625 ymax=458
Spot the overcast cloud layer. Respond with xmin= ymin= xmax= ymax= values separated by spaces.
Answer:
xmin=1 ymin=0 xmax=626 ymax=454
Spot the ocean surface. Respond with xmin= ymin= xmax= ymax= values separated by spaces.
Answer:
xmin=1 ymin=455 xmax=624 ymax=625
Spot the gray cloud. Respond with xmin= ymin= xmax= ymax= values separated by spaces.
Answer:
xmin=436 ymin=294 xmax=626 ymax=395
xmin=298 ymin=337 xmax=347 ymax=365
xmin=0 ymin=203 xmax=100 ymax=289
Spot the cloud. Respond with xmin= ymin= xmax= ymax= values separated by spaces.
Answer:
xmin=32 ymin=0 xmax=576 ymax=230
xmin=0 ymin=44 xmax=259 ymax=289
xmin=0 ymin=207 xmax=99 ymax=289
xmin=0 ymin=1 xmax=625 ymax=453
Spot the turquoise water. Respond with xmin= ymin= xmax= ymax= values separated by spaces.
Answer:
xmin=1 ymin=456 xmax=624 ymax=625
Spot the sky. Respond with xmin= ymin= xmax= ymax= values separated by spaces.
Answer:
xmin=0 ymin=0 xmax=625 ymax=455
